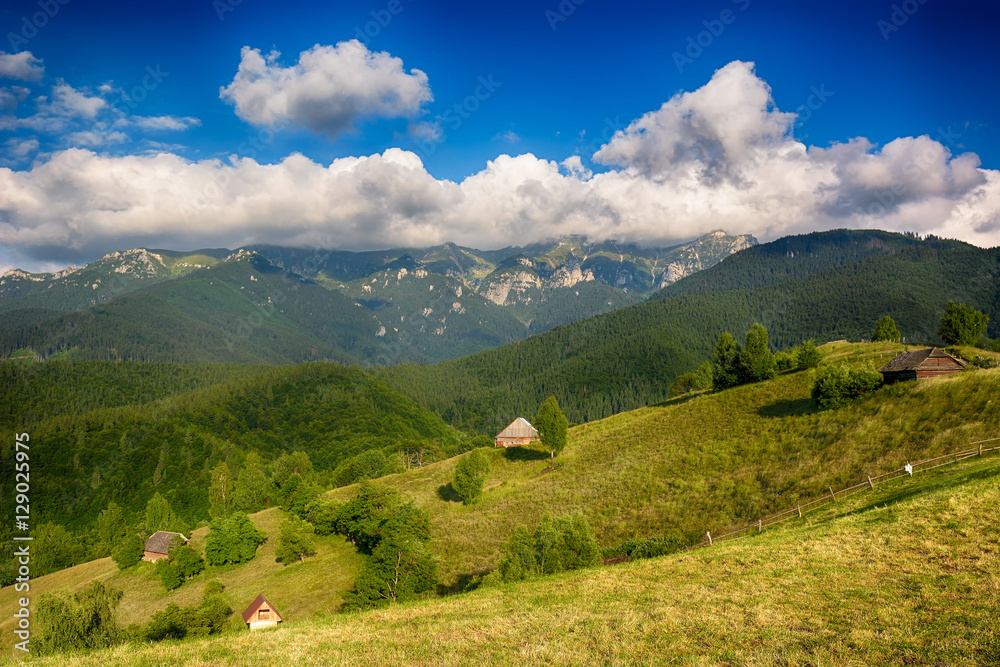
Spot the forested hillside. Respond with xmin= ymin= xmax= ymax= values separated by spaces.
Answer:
xmin=379 ymin=230 xmax=1000 ymax=432
xmin=0 ymin=362 xmax=465 ymax=535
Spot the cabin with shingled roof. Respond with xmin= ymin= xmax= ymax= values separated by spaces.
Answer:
xmin=879 ymin=347 xmax=967 ymax=384
xmin=495 ymin=417 xmax=541 ymax=447
xmin=142 ymin=531 xmax=188 ymax=562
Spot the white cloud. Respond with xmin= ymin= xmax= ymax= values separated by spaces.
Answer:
xmin=408 ymin=121 xmax=442 ymax=143
xmin=0 ymin=51 xmax=44 ymax=82
xmin=65 ymin=130 xmax=128 ymax=147
xmin=220 ymin=41 xmax=432 ymax=137
xmin=0 ymin=137 xmax=39 ymax=166
xmin=1 ymin=60 xmax=998 ymax=270
xmin=493 ymin=130 xmax=521 ymax=144
xmin=49 ymin=83 xmax=106 ymax=118
xmin=0 ymin=86 xmax=30 ymax=111
xmin=594 ymin=60 xmax=795 ymax=184
xmin=128 ymin=115 xmax=202 ymax=131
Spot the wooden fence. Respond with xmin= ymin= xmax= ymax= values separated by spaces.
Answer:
xmin=685 ymin=438 xmax=1000 ymax=551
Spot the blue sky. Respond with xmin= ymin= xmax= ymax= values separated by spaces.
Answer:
xmin=1 ymin=0 xmax=999 ymax=271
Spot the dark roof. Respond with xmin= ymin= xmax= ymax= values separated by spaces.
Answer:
xmin=143 ymin=531 xmax=187 ymax=555
xmin=496 ymin=417 xmax=540 ymax=439
xmin=242 ymin=594 xmax=282 ymax=623
xmin=879 ymin=347 xmax=967 ymax=373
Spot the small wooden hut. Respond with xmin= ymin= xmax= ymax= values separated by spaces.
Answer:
xmin=242 ymin=594 xmax=283 ymax=630
xmin=495 ymin=417 xmax=541 ymax=447
xmin=879 ymin=347 xmax=967 ymax=384
xmin=142 ymin=531 xmax=188 ymax=562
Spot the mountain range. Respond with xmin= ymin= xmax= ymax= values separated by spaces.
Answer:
xmin=0 ymin=232 xmax=754 ymax=364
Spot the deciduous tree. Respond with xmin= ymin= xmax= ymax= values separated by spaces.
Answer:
xmin=275 ymin=515 xmax=317 ymax=564
xmin=871 ymin=315 xmax=901 ymax=342
xmin=938 ymin=301 xmax=989 ymax=346
xmin=452 ymin=448 xmax=491 ymax=504
xmin=534 ymin=396 xmax=568 ymax=460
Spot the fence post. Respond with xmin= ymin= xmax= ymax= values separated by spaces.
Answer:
xmin=980 ymin=443 xmax=984 ymax=457
xmin=758 ymin=519 xmax=762 ymax=533
xmin=868 ymin=475 xmax=875 ymax=490
xmin=706 ymin=531 xmax=712 ymax=546
xmin=829 ymin=487 xmax=836 ymax=502
xmin=797 ymin=505 xmax=802 ymax=518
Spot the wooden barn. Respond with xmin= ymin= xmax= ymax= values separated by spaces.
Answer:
xmin=879 ymin=347 xmax=968 ymax=384
xmin=495 ymin=417 xmax=541 ymax=447
xmin=142 ymin=531 xmax=188 ymax=562
xmin=242 ymin=594 xmax=283 ymax=630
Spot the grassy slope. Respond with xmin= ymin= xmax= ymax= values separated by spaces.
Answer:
xmin=5 ymin=342 xmax=999 ymax=663
xmin=17 ymin=445 xmax=1000 ymax=665
xmin=0 ymin=508 xmax=365 ymax=653
xmin=350 ymin=343 xmax=1000 ymax=587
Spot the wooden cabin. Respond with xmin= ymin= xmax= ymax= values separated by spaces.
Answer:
xmin=495 ymin=417 xmax=541 ymax=447
xmin=142 ymin=531 xmax=188 ymax=562
xmin=879 ymin=347 xmax=967 ymax=384
xmin=242 ymin=594 xmax=283 ymax=630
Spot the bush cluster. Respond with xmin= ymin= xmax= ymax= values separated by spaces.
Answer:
xmin=811 ymin=362 xmax=884 ymax=409
xmin=603 ymin=534 xmax=684 ymax=561
xmin=308 ymin=483 xmax=436 ymax=609
xmin=485 ymin=512 xmax=601 ymax=585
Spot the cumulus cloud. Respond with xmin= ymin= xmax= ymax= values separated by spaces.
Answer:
xmin=594 ymin=60 xmax=795 ymax=184
xmin=1 ymin=60 xmax=998 ymax=271
xmin=0 ymin=51 xmax=44 ymax=82
xmin=220 ymin=41 xmax=432 ymax=137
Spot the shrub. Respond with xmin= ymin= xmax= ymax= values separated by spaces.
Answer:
xmin=774 ymin=349 xmax=798 ymax=372
xmin=35 ymin=581 xmax=123 ymax=655
xmin=603 ymin=534 xmax=684 ymax=561
xmin=203 ymin=578 xmax=225 ymax=597
xmin=811 ymin=362 xmax=884 ymax=409
xmin=452 ymin=448 xmax=491 ymax=504
xmin=155 ymin=559 xmax=182 ymax=591
xmin=670 ymin=361 xmax=713 ymax=397
xmin=143 ymin=596 xmax=231 ymax=642
xmin=492 ymin=511 xmax=601 ymax=583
